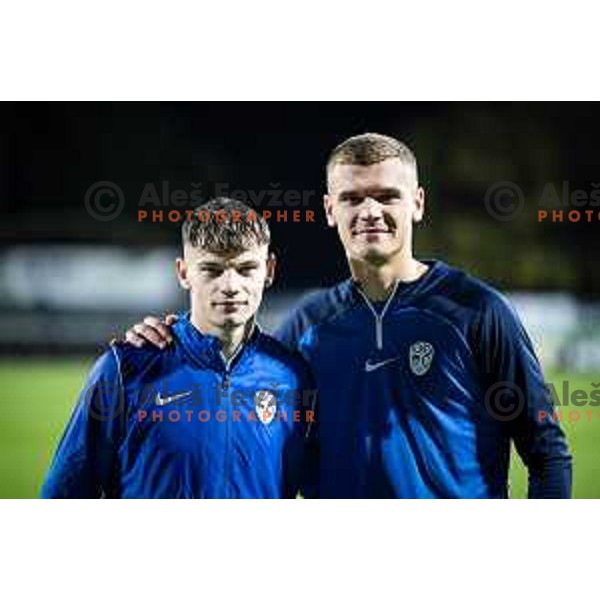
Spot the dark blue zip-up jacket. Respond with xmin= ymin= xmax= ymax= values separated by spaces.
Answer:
xmin=42 ymin=316 xmax=314 ymax=498
xmin=276 ymin=260 xmax=572 ymax=498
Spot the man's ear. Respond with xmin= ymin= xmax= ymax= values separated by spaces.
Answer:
xmin=175 ymin=257 xmax=191 ymax=290
xmin=265 ymin=251 xmax=277 ymax=288
xmin=412 ymin=186 xmax=425 ymax=223
xmin=323 ymin=193 xmax=336 ymax=228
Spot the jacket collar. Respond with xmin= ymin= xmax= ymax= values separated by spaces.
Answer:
xmin=172 ymin=313 xmax=260 ymax=372
xmin=349 ymin=259 xmax=446 ymax=308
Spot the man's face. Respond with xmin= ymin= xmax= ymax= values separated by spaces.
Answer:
xmin=324 ymin=158 xmax=424 ymax=265
xmin=177 ymin=244 xmax=275 ymax=332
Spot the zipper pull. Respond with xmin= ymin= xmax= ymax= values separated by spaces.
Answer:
xmin=222 ymin=372 xmax=230 ymax=391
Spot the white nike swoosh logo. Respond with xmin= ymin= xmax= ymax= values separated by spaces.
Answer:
xmin=155 ymin=391 xmax=193 ymax=406
xmin=364 ymin=356 xmax=402 ymax=373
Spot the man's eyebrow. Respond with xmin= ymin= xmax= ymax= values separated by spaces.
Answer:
xmin=371 ymin=187 xmax=402 ymax=195
xmin=338 ymin=186 xmax=402 ymax=197
xmin=196 ymin=261 xmax=224 ymax=267
xmin=196 ymin=259 xmax=260 ymax=267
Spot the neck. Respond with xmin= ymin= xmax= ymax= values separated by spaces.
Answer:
xmin=349 ymin=254 xmax=428 ymax=301
xmin=190 ymin=311 xmax=255 ymax=360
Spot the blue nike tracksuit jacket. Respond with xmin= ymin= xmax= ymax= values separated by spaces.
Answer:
xmin=275 ymin=260 xmax=572 ymax=498
xmin=41 ymin=316 xmax=314 ymax=498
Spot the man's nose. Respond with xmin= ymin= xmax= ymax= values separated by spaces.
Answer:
xmin=358 ymin=196 xmax=384 ymax=221
xmin=220 ymin=270 xmax=241 ymax=296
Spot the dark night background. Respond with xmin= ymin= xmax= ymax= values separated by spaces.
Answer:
xmin=1 ymin=101 xmax=599 ymax=294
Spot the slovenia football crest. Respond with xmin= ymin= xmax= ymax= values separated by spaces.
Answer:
xmin=409 ymin=341 xmax=434 ymax=376
xmin=254 ymin=389 xmax=277 ymax=425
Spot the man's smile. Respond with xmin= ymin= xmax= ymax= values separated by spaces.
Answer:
xmin=353 ymin=228 xmax=391 ymax=236
xmin=213 ymin=301 xmax=248 ymax=312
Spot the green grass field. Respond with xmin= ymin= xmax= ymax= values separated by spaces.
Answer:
xmin=0 ymin=360 xmax=597 ymax=498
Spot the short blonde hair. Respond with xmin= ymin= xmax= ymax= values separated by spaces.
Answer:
xmin=327 ymin=132 xmax=417 ymax=178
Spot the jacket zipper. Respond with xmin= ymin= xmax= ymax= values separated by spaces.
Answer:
xmin=355 ymin=280 xmax=400 ymax=350
xmin=220 ymin=343 xmax=243 ymax=498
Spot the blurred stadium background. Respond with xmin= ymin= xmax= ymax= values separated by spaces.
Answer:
xmin=1 ymin=102 xmax=599 ymax=498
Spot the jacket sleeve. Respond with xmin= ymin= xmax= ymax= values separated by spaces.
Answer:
xmin=275 ymin=298 xmax=320 ymax=498
xmin=41 ymin=346 xmax=126 ymax=498
xmin=300 ymin=385 xmax=319 ymax=499
xmin=477 ymin=292 xmax=572 ymax=498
